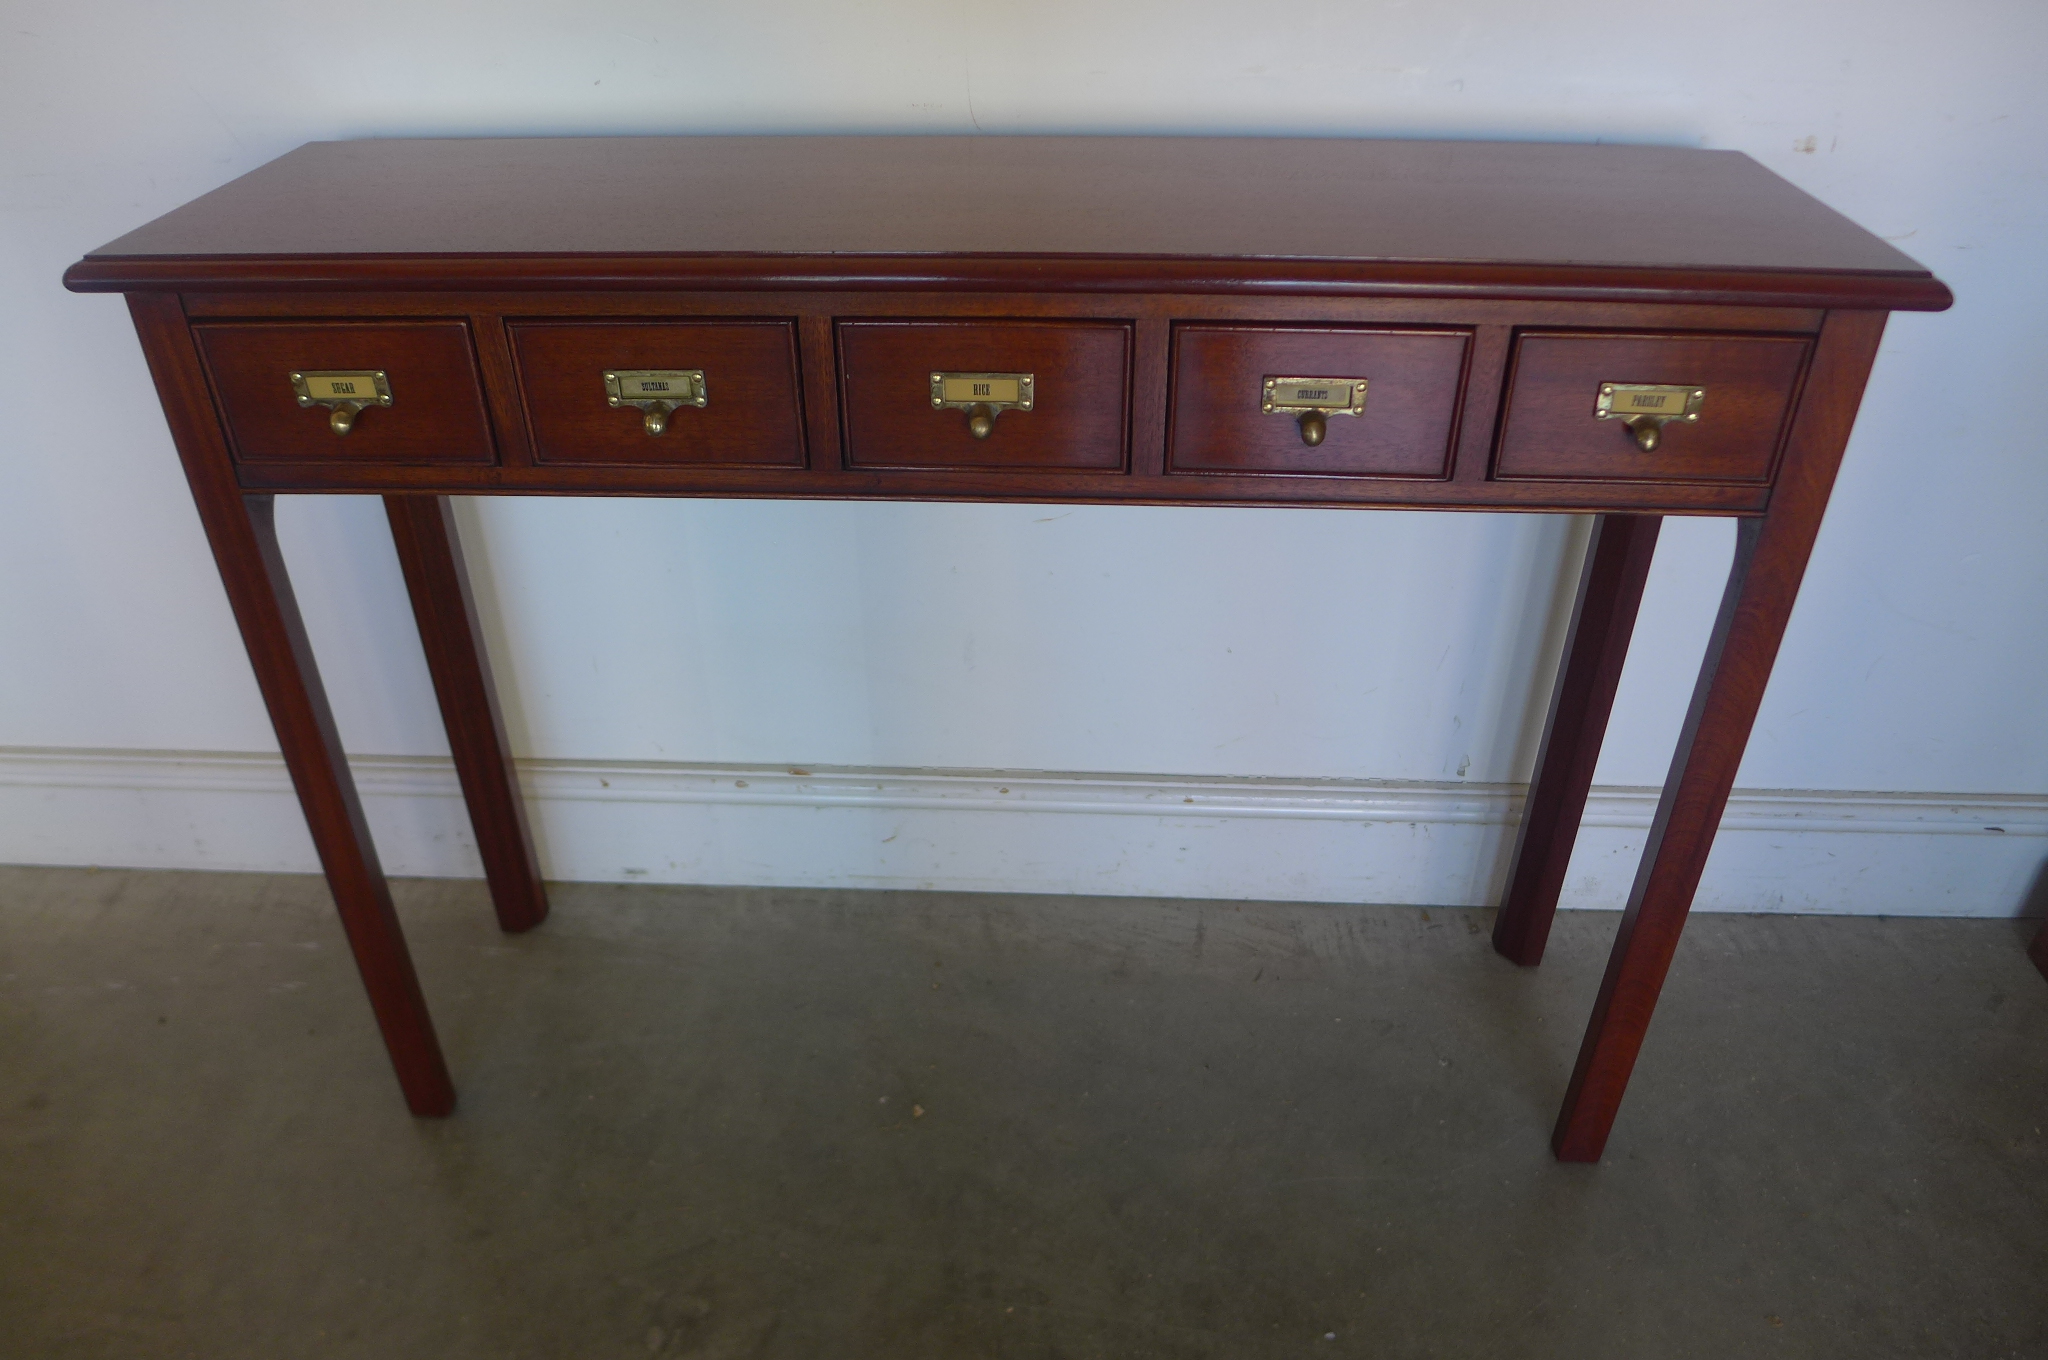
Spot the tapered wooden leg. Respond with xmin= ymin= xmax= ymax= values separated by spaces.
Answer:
xmin=1550 ymin=520 xmax=1765 ymax=1159
xmin=241 ymin=498 xmax=455 ymax=1114
xmin=385 ymin=496 xmax=549 ymax=934
xmin=2029 ymin=919 xmax=2048 ymax=982
xmin=1494 ymin=514 xmax=1661 ymax=966
xmin=122 ymin=497 xmax=454 ymax=1123
xmin=127 ymin=295 xmax=454 ymax=1117
xmin=1550 ymin=310 xmax=1890 ymax=1162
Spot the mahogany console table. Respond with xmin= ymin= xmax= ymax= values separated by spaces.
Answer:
xmin=65 ymin=136 xmax=1951 ymax=1161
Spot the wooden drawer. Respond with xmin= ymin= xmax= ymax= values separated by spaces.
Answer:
xmin=1495 ymin=332 xmax=1812 ymax=485
xmin=508 ymin=320 xmax=805 ymax=467
xmin=1169 ymin=325 xmax=1469 ymax=477
xmin=194 ymin=321 xmax=495 ymax=465
xmin=837 ymin=320 xmax=1129 ymax=471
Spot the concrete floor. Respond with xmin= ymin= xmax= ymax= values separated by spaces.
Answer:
xmin=1 ymin=866 xmax=2044 ymax=1359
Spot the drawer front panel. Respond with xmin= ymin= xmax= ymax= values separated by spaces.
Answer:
xmin=838 ymin=321 xmax=1130 ymax=471
xmin=1495 ymin=332 xmax=1812 ymax=484
xmin=1169 ymin=325 xmax=1469 ymax=477
xmin=510 ymin=321 xmax=805 ymax=467
xmin=195 ymin=321 xmax=495 ymax=465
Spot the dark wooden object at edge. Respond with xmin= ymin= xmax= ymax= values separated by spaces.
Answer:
xmin=126 ymin=293 xmax=456 ymax=1117
xmin=384 ymin=495 xmax=549 ymax=934
xmin=1550 ymin=310 xmax=1889 ymax=1160
xmin=1493 ymin=514 xmax=1663 ymax=967
xmin=73 ymin=138 xmax=1952 ymax=1158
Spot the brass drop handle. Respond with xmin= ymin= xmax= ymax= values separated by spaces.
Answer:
xmin=291 ymin=371 xmax=392 ymax=437
xmin=1263 ymin=376 xmax=1366 ymax=446
xmin=933 ymin=371 xmax=1034 ymax=438
xmin=1596 ymin=384 xmax=1705 ymax=453
xmin=606 ymin=370 xmax=707 ymax=436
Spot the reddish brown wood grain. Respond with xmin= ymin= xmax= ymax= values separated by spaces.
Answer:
xmin=385 ymin=495 xmax=549 ymax=935
xmin=64 ymin=138 xmax=1951 ymax=311
xmin=1495 ymin=332 xmax=1812 ymax=485
xmin=66 ymin=253 xmax=1954 ymax=310
xmin=1550 ymin=309 xmax=1890 ymax=1162
xmin=837 ymin=320 xmax=1131 ymax=471
xmin=1129 ymin=316 xmax=1172 ymax=480
xmin=222 ymin=452 xmax=1777 ymax=514
xmin=127 ymin=294 xmax=456 ymax=1117
xmin=178 ymin=289 xmax=1831 ymax=331
xmin=1168 ymin=325 xmax=1469 ymax=478
xmin=1447 ymin=325 xmax=1513 ymax=489
xmin=167 ymin=291 xmax=1827 ymax=509
xmin=508 ymin=320 xmax=805 ymax=467
xmin=471 ymin=313 xmax=538 ymax=469
xmin=220 ymin=462 xmax=1777 ymax=516
xmin=1493 ymin=514 xmax=1662 ymax=967
xmin=193 ymin=320 xmax=497 ymax=466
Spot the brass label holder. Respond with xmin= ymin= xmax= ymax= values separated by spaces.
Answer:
xmin=1595 ymin=383 xmax=1704 ymax=453
xmin=291 ymin=370 xmax=391 ymax=437
xmin=606 ymin=369 xmax=707 ymax=436
xmin=931 ymin=371 xmax=1035 ymax=440
xmin=1262 ymin=375 xmax=1368 ymax=448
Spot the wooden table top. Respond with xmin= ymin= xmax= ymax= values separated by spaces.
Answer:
xmin=66 ymin=136 xmax=1950 ymax=310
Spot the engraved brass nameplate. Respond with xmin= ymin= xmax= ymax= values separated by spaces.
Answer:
xmin=1594 ymin=383 xmax=1705 ymax=452
xmin=1594 ymin=383 xmax=1704 ymax=424
xmin=294 ymin=371 xmax=391 ymax=406
xmin=605 ymin=370 xmax=707 ymax=407
xmin=605 ymin=369 xmax=707 ymax=436
xmin=1261 ymin=376 xmax=1368 ymax=416
xmin=930 ymin=372 xmax=1035 ymax=411
xmin=290 ymin=370 xmax=392 ymax=436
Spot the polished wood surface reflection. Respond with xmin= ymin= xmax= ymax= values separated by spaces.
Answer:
xmin=71 ymin=136 xmax=1952 ymax=1161
xmin=510 ymin=320 xmax=806 ymax=467
xmin=1168 ymin=325 xmax=1469 ymax=478
xmin=194 ymin=320 xmax=495 ymax=466
xmin=70 ymin=137 xmax=1948 ymax=307
xmin=838 ymin=320 xmax=1131 ymax=471
xmin=1496 ymin=332 xmax=1813 ymax=485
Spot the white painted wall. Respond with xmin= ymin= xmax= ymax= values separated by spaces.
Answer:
xmin=3 ymin=0 xmax=2045 ymax=912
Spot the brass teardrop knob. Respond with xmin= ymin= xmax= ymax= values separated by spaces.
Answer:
xmin=643 ymin=404 xmax=671 ymax=437
xmin=1625 ymin=416 xmax=1662 ymax=453
xmin=329 ymin=404 xmax=360 ymax=436
xmin=967 ymin=403 xmax=997 ymax=440
xmin=1297 ymin=411 xmax=1327 ymax=447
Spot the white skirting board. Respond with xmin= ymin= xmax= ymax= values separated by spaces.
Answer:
xmin=1 ymin=746 xmax=2044 ymax=917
